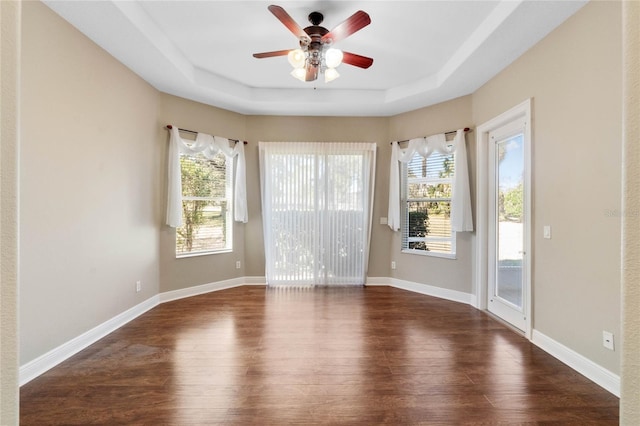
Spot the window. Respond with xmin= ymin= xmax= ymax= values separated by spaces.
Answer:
xmin=402 ymin=150 xmax=456 ymax=257
xmin=176 ymin=150 xmax=232 ymax=256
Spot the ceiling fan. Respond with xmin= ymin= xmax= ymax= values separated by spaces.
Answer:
xmin=253 ymin=5 xmax=373 ymax=83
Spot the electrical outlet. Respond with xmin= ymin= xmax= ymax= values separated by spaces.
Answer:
xmin=602 ymin=331 xmax=614 ymax=351
xmin=391 ymin=261 xmax=396 ymax=270
xmin=236 ymin=261 xmax=241 ymax=269
xmin=136 ymin=280 xmax=141 ymax=293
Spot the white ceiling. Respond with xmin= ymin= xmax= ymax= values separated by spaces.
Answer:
xmin=43 ymin=0 xmax=587 ymax=117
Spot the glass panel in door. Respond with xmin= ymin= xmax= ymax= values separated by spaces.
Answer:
xmin=495 ymin=134 xmax=524 ymax=309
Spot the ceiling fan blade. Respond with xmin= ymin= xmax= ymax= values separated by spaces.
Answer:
xmin=253 ymin=49 xmax=292 ymax=59
xmin=268 ymin=5 xmax=307 ymax=39
xmin=321 ymin=10 xmax=371 ymax=44
xmin=342 ymin=51 xmax=374 ymax=69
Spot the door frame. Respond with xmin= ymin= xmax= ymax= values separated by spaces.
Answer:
xmin=475 ymin=99 xmax=532 ymax=339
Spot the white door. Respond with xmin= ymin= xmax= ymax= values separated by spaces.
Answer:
xmin=487 ymin=117 xmax=529 ymax=331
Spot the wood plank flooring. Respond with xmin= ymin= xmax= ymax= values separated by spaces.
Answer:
xmin=20 ymin=286 xmax=619 ymax=425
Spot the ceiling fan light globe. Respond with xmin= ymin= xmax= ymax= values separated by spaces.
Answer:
xmin=291 ymin=68 xmax=307 ymax=82
xmin=325 ymin=48 xmax=343 ymax=68
xmin=324 ymin=67 xmax=340 ymax=83
xmin=287 ymin=49 xmax=306 ymax=68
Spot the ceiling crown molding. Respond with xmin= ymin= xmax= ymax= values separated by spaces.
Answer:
xmin=43 ymin=0 xmax=587 ymax=117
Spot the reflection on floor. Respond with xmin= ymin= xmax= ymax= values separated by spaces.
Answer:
xmin=20 ymin=286 xmax=619 ymax=425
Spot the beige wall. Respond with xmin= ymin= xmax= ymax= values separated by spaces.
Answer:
xmin=473 ymin=1 xmax=622 ymax=373
xmin=158 ymin=100 xmax=470 ymax=286
xmin=17 ymin=0 xmax=631 ymax=410
xmin=157 ymin=94 xmax=247 ymax=292
xmin=388 ymin=95 xmax=474 ymax=292
xmin=20 ymin=1 xmax=161 ymax=364
xmin=621 ymin=1 xmax=640 ymax=423
xmin=245 ymin=115 xmax=392 ymax=278
xmin=1 ymin=0 xmax=20 ymax=423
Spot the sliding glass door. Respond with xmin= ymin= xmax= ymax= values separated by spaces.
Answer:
xmin=259 ymin=142 xmax=376 ymax=286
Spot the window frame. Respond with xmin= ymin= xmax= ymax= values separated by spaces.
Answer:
xmin=401 ymin=152 xmax=457 ymax=259
xmin=175 ymin=150 xmax=233 ymax=258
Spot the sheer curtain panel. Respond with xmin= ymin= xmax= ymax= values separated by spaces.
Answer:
xmin=259 ymin=142 xmax=377 ymax=287
xmin=388 ymin=129 xmax=473 ymax=232
xmin=166 ymin=125 xmax=247 ymax=227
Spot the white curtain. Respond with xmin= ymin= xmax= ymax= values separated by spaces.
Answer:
xmin=166 ymin=125 xmax=247 ymax=227
xmin=259 ymin=142 xmax=377 ymax=286
xmin=388 ymin=129 xmax=473 ymax=232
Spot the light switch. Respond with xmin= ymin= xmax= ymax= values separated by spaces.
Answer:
xmin=543 ymin=225 xmax=551 ymax=239
xmin=380 ymin=217 xmax=388 ymax=225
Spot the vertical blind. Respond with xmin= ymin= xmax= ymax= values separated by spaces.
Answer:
xmin=259 ymin=142 xmax=377 ymax=286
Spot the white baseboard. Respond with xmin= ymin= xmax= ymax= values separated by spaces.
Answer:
xmin=468 ymin=293 xmax=478 ymax=307
xmin=389 ymin=278 xmax=475 ymax=306
xmin=20 ymin=277 xmax=260 ymax=386
xmin=159 ymin=277 xmax=248 ymax=303
xmin=531 ymin=329 xmax=620 ymax=397
xmin=21 ymin=276 xmax=619 ymax=400
xmin=365 ymin=276 xmax=392 ymax=286
xmin=19 ymin=295 xmax=159 ymax=386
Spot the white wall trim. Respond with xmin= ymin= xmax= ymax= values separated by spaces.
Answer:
xmin=159 ymin=277 xmax=248 ymax=303
xmin=19 ymin=276 xmax=470 ymax=385
xmin=243 ymin=276 xmax=267 ymax=285
xmin=20 ymin=277 xmax=264 ymax=386
xmin=19 ymin=295 xmax=159 ymax=386
xmin=21 ymin=275 xmax=619 ymax=399
xmin=468 ymin=293 xmax=478 ymax=307
xmin=531 ymin=329 xmax=620 ymax=397
xmin=390 ymin=278 xmax=475 ymax=305
xmin=475 ymin=98 xmax=533 ymax=339
xmin=365 ymin=276 xmax=392 ymax=286
xmin=368 ymin=276 xmax=474 ymax=306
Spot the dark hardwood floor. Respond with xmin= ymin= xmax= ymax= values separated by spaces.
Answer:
xmin=20 ymin=286 xmax=619 ymax=425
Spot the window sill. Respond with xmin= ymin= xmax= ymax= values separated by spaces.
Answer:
xmin=176 ymin=249 xmax=232 ymax=259
xmin=401 ymin=249 xmax=456 ymax=260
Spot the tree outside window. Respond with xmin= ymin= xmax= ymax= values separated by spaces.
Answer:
xmin=176 ymin=152 xmax=232 ymax=255
xmin=403 ymin=152 xmax=455 ymax=254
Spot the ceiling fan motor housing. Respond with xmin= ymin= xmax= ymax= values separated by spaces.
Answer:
xmin=308 ymin=11 xmax=324 ymax=25
xmin=301 ymin=13 xmax=330 ymax=69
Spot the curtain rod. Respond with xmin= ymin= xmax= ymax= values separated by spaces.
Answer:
xmin=166 ymin=124 xmax=247 ymax=145
xmin=391 ymin=127 xmax=472 ymax=145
